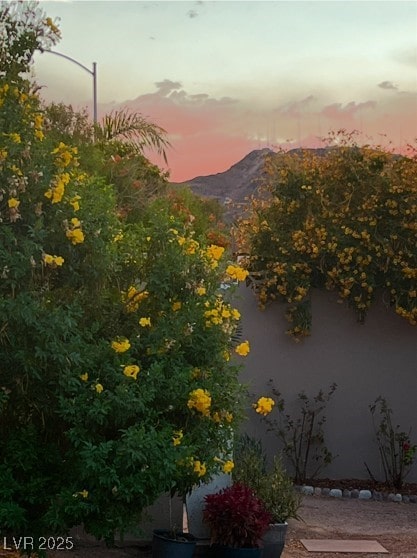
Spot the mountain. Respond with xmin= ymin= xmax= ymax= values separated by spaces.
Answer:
xmin=173 ymin=148 xmax=273 ymax=208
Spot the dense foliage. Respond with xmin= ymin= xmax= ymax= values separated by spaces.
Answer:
xmin=0 ymin=0 xmax=247 ymax=546
xmin=203 ymin=483 xmax=272 ymax=548
xmin=238 ymin=132 xmax=417 ymax=338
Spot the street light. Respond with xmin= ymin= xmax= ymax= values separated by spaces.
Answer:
xmin=42 ymin=49 xmax=97 ymax=125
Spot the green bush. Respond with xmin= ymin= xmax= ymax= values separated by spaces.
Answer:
xmin=0 ymin=1 xmax=248 ymax=547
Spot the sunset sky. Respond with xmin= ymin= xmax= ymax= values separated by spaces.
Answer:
xmin=35 ymin=1 xmax=417 ymax=181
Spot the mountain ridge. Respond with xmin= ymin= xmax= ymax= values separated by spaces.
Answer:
xmin=172 ymin=148 xmax=273 ymax=207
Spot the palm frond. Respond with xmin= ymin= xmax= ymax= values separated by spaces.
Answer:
xmin=96 ymin=108 xmax=171 ymax=163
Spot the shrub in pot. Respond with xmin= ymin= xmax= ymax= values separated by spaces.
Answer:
xmin=203 ymin=483 xmax=272 ymax=557
xmin=257 ymin=457 xmax=301 ymax=557
xmin=233 ymin=435 xmax=301 ymax=557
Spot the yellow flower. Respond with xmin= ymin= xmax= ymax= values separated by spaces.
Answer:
xmin=43 ymin=254 xmax=54 ymax=265
xmin=45 ymin=173 xmax=70 ymax=204
xmin=123 ymin=364 xmax=140 ymax=380
xmin=79 ymin=489 xmax=88 ymax=499
xmin=172 ymin=430 xmax=183 ymax=446
xmin=212 ymin=412 xmax=221 ymax=423
xmin=193 ymin=460 xmax=207 ymax=477
xmin=71 ymin=217 xmax=81 ymax=228
xmin=34 ymin=114 xmax=44 ymax=129
xmin=111 ymin=338 xmax=131 ymax=353
xmin=223 ymin=350 xmax=230 ymax=361
xmin=196 ymin=286 xmax=206 ymax=296
xmin=206 ymin=244 xmax=225 ymax=261
xmin=70 ymin=195 xmax=81 ymax=211
xmin=52 ymin=142 xmax=75 ymax=168
xmin=235 ymin=341 xmax=250 ymax=356
xmin=187 ymin=388 xmax=211 ymax=416
xmin=139 ymin=317 xmax=151 ymax=327
xmin=223 ymin=460 xmax=234 ymax=473
xmin=123 ymin=286 xmax=149 ymax=313
xmin=43 ymin=254 xmax=64 ymax=267
xmin=10 ymin=164 xmax=22 ymax=176
xmin=188 ymin=240 xmax=200 ymax=254
xmin=95 ymin=383 xmax=104 ymax=394
xmin=254 ymin=396 xmax=275 ymax=416
xmin=45 ymin=17 xmax=61 ymax=35
xmin=34 ymin=129 xmax=44 ymax=141
xmin=113 ymin=231 xmax=123 ymax=242
xmin=9 ymin=133 xmax=21 ymax=144
xmin=80 ymin=373 xmax=88 ymax=382
xmin=8 ymin=198 xmax=20 ymax=209
xmin=66 ymin=228 xmax=85 ymax=245
xmin=225 ymin=264 xmax=249 ymax=282
xmin=172 ymin=301 xmax=182 ymax=312
xmin=231 ymin=308 xmax=241 ymax=320
xmin=51 ymin=181 xmax=64 ymax=203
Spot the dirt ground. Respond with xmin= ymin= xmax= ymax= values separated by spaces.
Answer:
xmin=282 ymin=496 xmax=417 ymax=557
xmin=35 ymin=495 xmax=416 ymax=558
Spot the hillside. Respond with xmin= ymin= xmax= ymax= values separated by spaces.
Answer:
xmin=173 ymin=148 xmax=273 ymax=209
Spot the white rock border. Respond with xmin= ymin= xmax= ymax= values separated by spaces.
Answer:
xmin=296 ymin=485 xmax=417 ymax=504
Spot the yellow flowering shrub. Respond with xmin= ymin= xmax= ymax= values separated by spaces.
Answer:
xmin=239 ymin=132 xmax=417 ymax=338
xmin=0 ymin=2 xmax=246 ymax=545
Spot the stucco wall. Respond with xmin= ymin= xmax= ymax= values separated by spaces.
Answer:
xmin=236 ymin=286 xmax=417 ymax=483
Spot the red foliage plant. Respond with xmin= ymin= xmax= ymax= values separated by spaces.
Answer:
xmin=203 ymin=483 xmax=272 ymax=548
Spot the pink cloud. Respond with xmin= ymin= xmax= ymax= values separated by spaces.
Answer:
xmin=111 ymin=83 xmax=251 ymax=181
xmin=321 ymin=101 xmax=377 ymax=124
xmin=100 ymin=84 xmax=416 ymax=182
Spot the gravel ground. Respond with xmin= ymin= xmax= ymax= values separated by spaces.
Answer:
xmin=40 ymin=495 xmax=417 ymax=558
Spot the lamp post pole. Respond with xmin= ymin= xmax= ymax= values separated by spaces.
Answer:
xmin=42 ymin=49 xmax=97 ymax=126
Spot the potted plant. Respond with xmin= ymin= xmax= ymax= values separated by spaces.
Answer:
xmin=203 ymin=483 xmax=272 ymax=557
xmin=257 ymin=457 xmax=301 ymax=558
xmin=152 ymin=526 xmax=197 ymax=558
xmin=233 ymin=435 xmax=301 ymax=558
xmin=152 ymin=494 xmax=197 ymax=558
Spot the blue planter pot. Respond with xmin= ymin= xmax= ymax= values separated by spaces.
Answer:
xmin=152 ymin=529 xmax=196 ymax=558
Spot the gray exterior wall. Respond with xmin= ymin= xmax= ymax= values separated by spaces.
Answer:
xmin=138 ymin=286 xmax=416 ymax=537
xmin=236 ymin=286 xmax=417 ymax=483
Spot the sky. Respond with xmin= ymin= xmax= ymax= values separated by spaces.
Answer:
xmin=34 ymin=0 xmax=417 ymax=182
